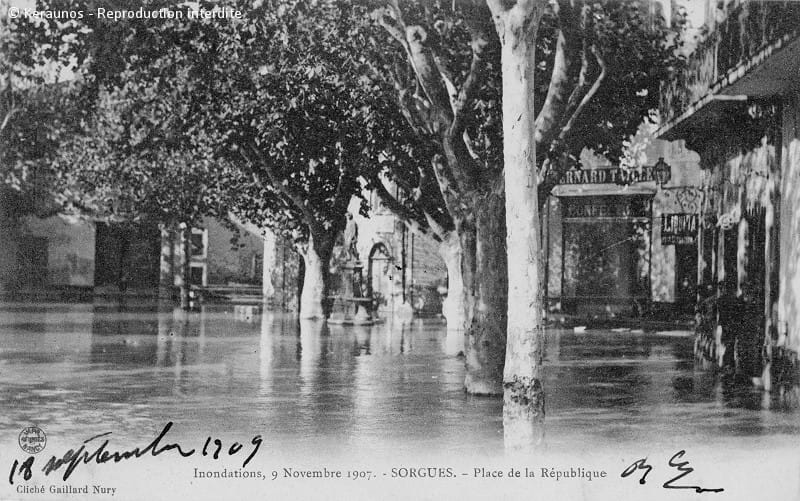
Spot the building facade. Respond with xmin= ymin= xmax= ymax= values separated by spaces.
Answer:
xmin=656 ymin=0 xmax=800 ymax=386
xmin=544 ymin=125 xmax=703 ymax=319
xmin=0 ymin=214 xmax=95 ymax=297
xmin=159 ymin=217 xmax=265 ymax=290
xmin=347 ymin=191 xmax=448 ymax=318
xmin=0 ymin=213 xmax=266 ymax=300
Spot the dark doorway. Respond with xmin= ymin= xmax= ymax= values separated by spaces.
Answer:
xmin=675 ymin=244 xmax=697 ymax=312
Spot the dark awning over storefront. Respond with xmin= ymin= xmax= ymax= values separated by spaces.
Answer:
xmin=657 ymin=35 xmax=800 ymax=142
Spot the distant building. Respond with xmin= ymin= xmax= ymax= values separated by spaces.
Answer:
xmin=0 ymin=214 xmax=95 ymax=298
xmin=349 ymin=191 xmax=447 ymax=317
xmin=0 ymin=213 xmax=266 ymax=300
xmin=257 ymin=185 xmax=449 ymax=318
xmin=159 ymin=217 xmax=265 ymax=290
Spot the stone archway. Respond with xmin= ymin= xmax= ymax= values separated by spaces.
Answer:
xmin=367 ymin=242 xmax=395 ymax=315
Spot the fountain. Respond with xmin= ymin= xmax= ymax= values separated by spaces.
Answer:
xmin=328 ymin=214 xmax=374 ymax=325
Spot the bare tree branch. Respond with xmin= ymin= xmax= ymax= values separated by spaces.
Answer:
xmin=375 ymin=4 xmax=410 ymax=49
xmin=534 ymin=0 xmax=583 ymax=155
xmin=560 ymin=44 xmax=605 ymax=139
xmin=536 ymin=44 xmax=606 ymax=206
xmin=0 ymin=76 xmax=16 ymax=133
xmin=450 ymin=19 xmax=490 ymax=140
xmin=0 ymin=106 xmax=16 ymax=133
xmin=443 ymin=8 xmax=494 ymax=190
xmin=379 ymin=1 xmax=453 ymax=130
xmin=430 ymin=153 xmax=468 ymax=221
xmin=421 ymin=209 xmax=448 ymax=240
xmin=370 ymin=174 xmax=443 ymax=241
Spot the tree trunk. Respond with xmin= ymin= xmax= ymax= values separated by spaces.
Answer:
xmin=179 ymin=225 xmax=191 ymax=310
xmin=463 ymin=186 xmax=508 ymax=395
xmin=439 ymin=231 xmax=468 ymax=354
xmin=262 ymin=229 xmax=276 ymax=303
xmin=158 ymin=224 xmax=175 ymax=300
xmin=490 ymin=1 xmax=547 ymax=448
xmin=299 ymin=233 xmax=332 ymax=320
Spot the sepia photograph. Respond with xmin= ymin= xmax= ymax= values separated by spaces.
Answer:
xmin=0 ymin=0 xmax=798 ymax=499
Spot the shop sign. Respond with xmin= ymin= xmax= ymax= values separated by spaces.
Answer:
xmin=559 ymin=158 xmax=672 ymax=185
xmin=563 ymin=196 xmax=651 ymax=220
xmin=661 ymin=213 xmax=698 ymax=245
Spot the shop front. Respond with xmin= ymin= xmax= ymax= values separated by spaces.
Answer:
xmin=556 ymin=193 xmax=653 ymax=317
xmin=544 ymin=147 xmax=703 ymax=321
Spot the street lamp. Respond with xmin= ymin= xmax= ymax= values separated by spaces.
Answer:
xmin=654 ymin=157 xmax=672 ymax=186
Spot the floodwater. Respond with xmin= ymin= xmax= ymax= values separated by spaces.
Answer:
xmin=1 ymin=301 xmax=798 ymax=461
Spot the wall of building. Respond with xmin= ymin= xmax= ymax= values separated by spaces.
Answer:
xmin=779 ymin=90 xmax=800 ymax=354
xmin=545 ymin=196 xmax=562 ymax=306
xmin=410 ymin=231 xmax=447 ymax=314
xmin=350 ymin=192 xmax=447 ymax=316
xmin=688 ymin=103 xmax=780 ymax=377
xmin=160 ymin=217 xmax=265 ymax=290
xmin=204 ymin=217 xmax=263 ymax=286
xmin=646 ymin=133 xmax=704 ymax=305
xmin=0 ymin=215 xmax=95 ymax=293
xmin=30 ymin=216 xmax=95 ymax=287
xmin=654 ymin=1 xmax=800 ymax=380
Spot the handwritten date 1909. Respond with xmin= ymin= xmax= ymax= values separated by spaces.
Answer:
xmin=621 ymin=450 xmax=724 ymax=494
xmin=8 ymin=422 xmax=262 ymax=485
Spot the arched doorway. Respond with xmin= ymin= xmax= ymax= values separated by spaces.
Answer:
xmin=368 ymin=243 xmax=394 ymax=315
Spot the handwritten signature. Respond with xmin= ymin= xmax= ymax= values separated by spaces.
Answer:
xmin=621 ymin=450 xmax=724 ymax=493
xmin=8 ymin=421 xmax=262 ymax=484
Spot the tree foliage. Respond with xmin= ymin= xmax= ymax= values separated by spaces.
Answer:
xmin=17 ymin=0 xmax=435 ymax=270
xmin=364 ymin=0 xmax=686 ymax=233
xmin=0 ymin=5 xmax=84 ymax=220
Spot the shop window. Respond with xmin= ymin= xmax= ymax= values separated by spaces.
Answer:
xmin=189 ymin=264 xmax=206 ymax=286
xmin=190 ymin=228 xmax=208 ymax=258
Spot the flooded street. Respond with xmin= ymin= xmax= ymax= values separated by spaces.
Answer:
xmin=1 ymin=301 xmax=797 ymax=461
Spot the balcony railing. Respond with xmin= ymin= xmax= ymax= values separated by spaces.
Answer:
xmin=660 ymin=0 xmax=800 ymax=124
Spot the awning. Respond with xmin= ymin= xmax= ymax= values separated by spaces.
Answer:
xmin=656 ymin=33 xmax=800 ymax=142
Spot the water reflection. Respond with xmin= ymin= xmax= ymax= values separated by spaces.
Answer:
xmin=0 ymin=302 xmax=797 ymax=456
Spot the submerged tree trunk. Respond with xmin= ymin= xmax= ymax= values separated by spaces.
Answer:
xmin=489 ymin=0 xmax=548 ymax=448
xmin=179 ymin=225 xmax=192 ymax=311
xmin=262 ymin=229 xmax=276 ymax=302
xmin=299 ymin=233 xmax=332 ymax=320
xmin=463 ymin=186 xmax=508 ymax=395
xmin=372 ymin=2 xmax=508 ymax=391
xmin=158 ymin=224 xmax=175 ymax=300
xmin=439 ymin=231 xmax=468 ymax=354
